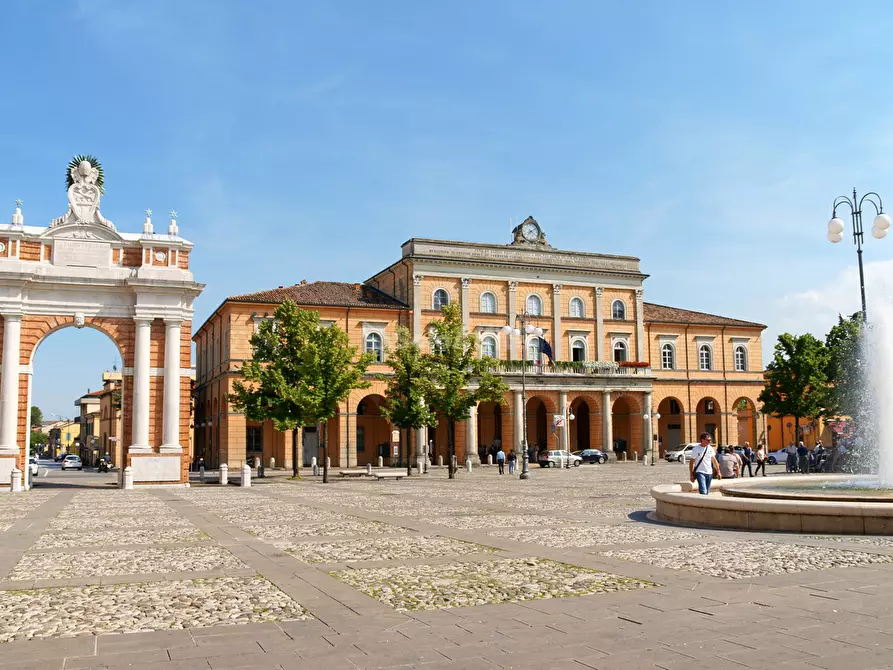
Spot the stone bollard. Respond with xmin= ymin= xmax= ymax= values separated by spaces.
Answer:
xmin=633 ymin=452 xmax=639 ymax=461
xmin=487 ymin=454 xmax=493 ymax=466
xmin=258 ymin=462 xmax=265 ymax=478
xmin=311 ymin=457 xmax=317 ymax=469
xmin=269 ymin=457 xmax=275 ymax=469
xmin=312 ymin=463 xmax=319 ymax=476
xmin=10 ymin=468 xmax=22 ymax=493
xmin=643 ymin=454 xmax=649 ymax=466
xmin=416 ymin=457 xmax=424 ymax=474
xmin=326 ymin=457 xmax=331 ymax=469
xmin=199 ymin=466 xmax=205 ymax=483
xmin=241 ymin=464 xmax=251 ymax=487
xmin=254 ymin=457 xmax=260 ymax=469
xmin=466 ymin=457 xmax=472 ymax=473
xmin=437 ymin=455 xmax=443 ymax=467
xmin=123 ymin=466 xmax=134 ymax=490
xmin=378 ymin=456 xmax=384 ymax=467
xmin=622 ymin=452 xmax=627 ymax=462
xmin=366 ymin=463 xmax=373 ymax=476
xmin=219 ymin=463 xmax=228 ymax=485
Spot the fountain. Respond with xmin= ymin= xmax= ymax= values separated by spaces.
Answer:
xmin=651 ymin=297 xmax=893 ymax=534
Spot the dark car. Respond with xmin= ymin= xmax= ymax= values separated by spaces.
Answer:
xmin=573 ymin=449 xmax=609 ymax=464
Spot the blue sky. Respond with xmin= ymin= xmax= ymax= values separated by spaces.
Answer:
xmin=3 ymin=0 xmax=893 ymax=420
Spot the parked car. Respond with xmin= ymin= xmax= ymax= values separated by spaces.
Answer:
xmin=53 ymin=453 xmax=66 ymax=462
xmin=665 ymin=443 xmax=699 ymax=462
xmin=537 ymin=450 xmax=582 ymax=468
xmin=767 ymin=449 xmax=789 ymax=465
xmin=60 ymin=455 xmax=82 ymax=471
xmin=573 ymin=449 xmax=609 ymax=464
xmin=28 ymin=457 xmax=38 ymax=476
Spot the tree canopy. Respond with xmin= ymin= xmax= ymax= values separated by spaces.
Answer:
xmin=824 ymin=312 xmax=863 ymax=418
xmin=30 ymin=406 xmax=43 ymax=428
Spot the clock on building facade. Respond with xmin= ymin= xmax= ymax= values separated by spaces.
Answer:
xmin=511 ymin=216 xmax=549 ymax=246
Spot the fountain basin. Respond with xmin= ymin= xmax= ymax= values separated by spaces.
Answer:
xmin=651 ymin=475 xmax=893 ymax=534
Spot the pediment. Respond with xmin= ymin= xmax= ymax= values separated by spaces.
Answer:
xmin=40 ymin=223 xmax=125 ymax=244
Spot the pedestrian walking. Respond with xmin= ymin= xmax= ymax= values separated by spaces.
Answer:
xmin=496 ymin=448 xmax=505 ymax=474
xmin=785 ymin=442 xmax=797 ymax=473
xmin=797 ymin=441 xmax=809 ymax=474
xmin=508 ymin=450 xmax=516 ymax=474
xmin=754 ymin=443 xmax=767 ymax=476
xmin=689 ymin=432 xmax=722 ymax=495
xmin=741 ymin=442 xmax=754 ymax=477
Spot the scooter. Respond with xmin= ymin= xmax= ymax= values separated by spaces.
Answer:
xmin=97 ymin=458 xmax=109 ymax=473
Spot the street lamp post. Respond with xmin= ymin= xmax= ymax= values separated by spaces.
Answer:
xmin=642 ymin=410 xmax=661 ymax=466
xmin=501 ymin=313 xmax=543 ymax=480
xmin=827 ymin=189 xmax=890 ymax=322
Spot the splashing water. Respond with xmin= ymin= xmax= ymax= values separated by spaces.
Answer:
xmin=866 ymin=300 xmax=893 ymax=486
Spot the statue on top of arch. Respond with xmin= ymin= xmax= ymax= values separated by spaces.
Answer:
xmin=51 ymin=155 xmax=116 ymax=230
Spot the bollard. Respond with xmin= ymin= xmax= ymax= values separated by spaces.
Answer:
xmin=326 ymin=457 xmax=331 ymax=469
xmin=219 ymin=463 xmax=228 ymax=485
xmin=199 ymin=465 xmax=205 ymax=483
xmin=451 ymin=455 xmax=458 ymax=471
xmin=123 ymin=466 xmax=134 ymax=490
xmin=622 ymin=452 xmax=627 ymax=461
xmin=487 ymin=454 xmax=493 ymax=466
xmin=377 ymin=456 xmax=384 ymax=467
xmin=643 ymin=454 xmax=649 ymax=466
xmin=366 ymin=463 xmax=373 ymax=476
xmin=254 ymin=457 xmax=261 ymax=469
xmin=416 ymin=457 xmax=424 ymax=474
xmin=633 ymin=452 xmax=639 ymax=461
xmin=241 ymin=464 xmax=251 ymax=487
xmin=10 ymin=468 xmax=22 ymax=493
xmin=311 ymin=457 xmax=317 ymax=469
xmin=258 ymin=462 xmax=265 ymax=478
xmin=269 ymin=457 xmax=275 ymax=469
xmin=312 ymin=463 xmax=319 ymax=476
xmin=466 ymin=457 xmax=472 ymax=473
xmin=437 ymin=455 xmax=443 ymax=467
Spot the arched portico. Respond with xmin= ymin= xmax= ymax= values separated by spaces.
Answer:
xmin=0 ymin=158 xmax=202 ymax=489
xmin=734 ymin=397 xmax=757 ymax=447
xmin=696 ymin=397 xmax=722 ymax=444
xmin=657 ymin=397 xmax=685 ymax=455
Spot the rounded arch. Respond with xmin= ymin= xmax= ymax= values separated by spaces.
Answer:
xmin=569 ymin=397 xmax=590 ymax=451
xmin=698 ymin=343 xmax=714 ymax=371
xmin=660 ymin=342 xmax=676 ymax=370
xmin=657 ymin=396 xmax=685 ymax=456
xmin=733 ymin=396 xmax=757 ymax=447
xmin=480 ymin=334 xmax=498 ymax=359
xmin=525 ymin=293 xmax=543 ymax=316
xmin=570 ymin=337 xmax=587 ymax=362
xmin=479 ymin=291 xmax=497 ymax=314
xmin=696 ymin=396 xmax=722 ymax=444
xmin=733 ymin=344 xmax=748 ymax=371
xmin=569 ymin=296 xmax=585 ymax=318
xmin=611 ymin=299 xmax=626 ymax=320
xmin=355 ymin=393 xmax=390 ymax=466
xmin=477 ymin=400 xmax=503 ymax=459
xmin=526 ymin=394 xmax=557 ymax=454
xmin=432 ymin=288 xmax=450 ymax=310
xmin=28 ymin=318 xmax=125 ymax=365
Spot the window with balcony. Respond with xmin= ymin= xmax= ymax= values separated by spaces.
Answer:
xmin=571 ymin=339 xmax=586 ymax=362
xmin=613 ymin=340 xmax=627 ymax=363
xmin=527 ymin=338 xmax=541 ymax=363
xmin=481 ymin=336 xmax=497 ymax=358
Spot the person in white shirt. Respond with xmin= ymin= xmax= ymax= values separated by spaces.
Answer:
xmin=689 ymin=432 xmax=722 ymax=495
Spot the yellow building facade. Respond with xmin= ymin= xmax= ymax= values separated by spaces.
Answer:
xmin=194 ymin=218 xmax=766 ymax=468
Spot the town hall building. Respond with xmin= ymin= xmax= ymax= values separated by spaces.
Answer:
xmin=193 ymin=218 xmax=766 ymax=469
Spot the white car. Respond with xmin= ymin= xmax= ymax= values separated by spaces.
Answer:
xmin=537 ymin=450 xmax=582 ymax=468
xmin=28 ymin=457 xmax=38 ymax=476
xmin=61 ymin=455 xmax=83 ymax=471
xmin=767 ymin=449 xmax=790 ymax=466
xmin=666 ymin=443 xmax=699 ymax=462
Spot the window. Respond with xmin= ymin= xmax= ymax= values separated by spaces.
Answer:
xmin=613 ymin=341 xmax=627 ymax=363
xmin=734 ymin=345 xmax=747 ymax=371
xmin=571 ymin=339 xmax=586 ymax=362
xmin=705 ymin=399 xmax=715 ymax=414
xmin=481 ymin=336 xmax=497 ymax=358
xmin=569 ymin=297 xmax=584 ymax=318
xmin=699 ymin=344 xmax=712 ymax=371
xmin=527 ymin=338 xmax=541 ymax=363
xmin=356 ymin=426 xmax=365 ymax=453
xmin=526 ymin=294 xmax=542 ymax=315
xmin=246 ymin=426 xmax=262 ymax=452
xmin=611 ymin=300 xmax=626 ymax=320
xmin=668 ymin=399 xmax=681 ymax=415
xmin=433 ymin=289 xmax=450 ymax=310
xmin=365 ymin=332 xmax=383 ymax=362
xmin=661 ymin=343 xmax=675 ymax=370
xmin=480 ymin=292 xmax=497 ymax=313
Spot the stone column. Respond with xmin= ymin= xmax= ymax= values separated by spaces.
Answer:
xmin=552 ymin=284 xmax=562 ymax=360
xmin=461 ymin=278 xmax=471 ymax=333
xmin=412 ymin=274 xmax=423 ymax=343
xmin=602 ymin=390 xmax=612 ymax=455
xmin=635 ymin=289 xmax=645 ymax=362
xmin=507 ymin=281 xmax=518 ymax=360
xmin=643 ymin=391 xmax=653 ymax=459
xmin=130 ymin=318 xmax=152 ymax=451
xmin=161 ymin=319 xmax=182 ymax=452
xmin=513 ymin=390 xmax=524 ymax=455
xmin=415 ymin=424 xmax=427 ymax=463
xmin=465 ymin=403 xmax=479 ymax=464
xmin=595 ymin=287 xmax=604 ymax=361
xmin=559 ymin=390 xmax=569 ymax=452
xmin=0 ymin=313 xmax=21 ymax=454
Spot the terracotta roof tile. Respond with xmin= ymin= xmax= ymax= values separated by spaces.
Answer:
xmin=228 ymin=281 xmax=407 ymax=310
xmin=644 ymin=302 xmax=765 ymax=328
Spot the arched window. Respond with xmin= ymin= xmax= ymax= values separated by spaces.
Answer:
xmin=527 ymin=338 xmax=541 ymax=363
xmin=699 ymin=344 xmax=712 ymax=371
xmin=569 ymin=297 xmax=584 ymax=318
xmin=365 ymin=332 xmax=383 ymax=362
xmin=734 ymin=345 xmax=747 ymax=371
xmin=433 ymin=289 xmax=450 ymax=310
xmin=480 ymin=292 xmax=497 ymax=313
xmin=481 ymin=336 xmax=497 ymax=358
xmin=526 ymin=294 xmax=542 ymax=315
xmin=661 ymin=343 xmax=675 ymax=370
xmin=571 ymin=339 xmax=586 ymax=362
xmin=613 ymin=340 xmax=627 ymax=363
xmin=611 ymin=300 xmax=626 ymax=320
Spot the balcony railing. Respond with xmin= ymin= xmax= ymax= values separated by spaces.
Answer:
xmin=488 ymin=360 xmax=651 ymax=377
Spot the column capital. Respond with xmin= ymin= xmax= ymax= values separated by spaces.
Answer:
xmin=508 ymin=281 xmax=518 ymax=292
xmin=552 ymin=284 xmax=562 ymax=294
xmin=461 ymin=277 xmax=471 ymax=289
xmin=164 ymin=317 xmax=184 ymax=327
xmin=412 ymin=274 xmax=424 ymax=286
xmin=635 ymin=288 xmax=643 ymax=300
xmin=595 ymin=286 xmax=604 ymax=297
xmin=1 ymin=313 xmax=22 ymax=323
xmin=133 ymin=316 xmax=153 ymax=326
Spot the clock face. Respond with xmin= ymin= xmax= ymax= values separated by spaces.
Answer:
xmin=522 ymin=222 xmax=539 ymax=241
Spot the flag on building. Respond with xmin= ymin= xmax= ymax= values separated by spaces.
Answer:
xmin=539 ymin=337 xmax=554 ymax=363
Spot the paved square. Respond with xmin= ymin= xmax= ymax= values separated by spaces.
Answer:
xmin=2 ymin=462 xmax=893 ymax=670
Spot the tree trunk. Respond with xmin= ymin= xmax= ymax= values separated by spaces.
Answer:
xmin=322 ymin=420 xmax=329 ymax=484
xmin=291 ymin=427 xmax=299 ymax=478
xmin=406 ymin=427 xmax=412 ymax=477
xmin=448 ymin=419 xmax=455 ymax=479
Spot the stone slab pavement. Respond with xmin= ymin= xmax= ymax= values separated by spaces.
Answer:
xmin=0 ymin=462 xmax=893 ymax=668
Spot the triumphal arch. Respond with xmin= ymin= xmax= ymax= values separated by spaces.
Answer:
xmin=0 ymin=157 xmax=203 ymax=488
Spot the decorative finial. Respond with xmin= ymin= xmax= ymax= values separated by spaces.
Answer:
xmin=11 ymin=200 xmax=23 ymax=226
xmin=14 ymin=199 xmax=22 ymax=208
xmin=168 ymin=209 xmax=179 ymax=236
xmin=145 ymin=208 xmax=152 ymax=217
xmin=169 ymin=209 xmax=177 ymax=219
xmin=143 ymin=209 xmax=154 ymax=235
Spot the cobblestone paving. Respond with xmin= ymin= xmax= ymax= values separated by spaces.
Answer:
xmin=416 ymin=512 xmax=565 ymax=529
xmin=279 ymin=534 xmax=496 ymax=564
xmin=332 ymin=557 xmax=655 ymax=611
xmin=488 ymin=523 xmax=701 ymax=547
xmin=34 ymin=527 xmax=209 ymax=549
xmin=603 ymin=540 xmax=893 ymax=578
xmin=244 ymin=519 xmax=404 ymax=539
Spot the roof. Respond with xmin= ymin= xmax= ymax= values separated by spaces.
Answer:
xmin=227 ymin=281 xmax=408 ymax=310
xmin=644 ymin=302 xmax=766 ymax=329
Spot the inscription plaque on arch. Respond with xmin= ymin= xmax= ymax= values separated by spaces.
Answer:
xmin=53 ymin=239 xmax=111 ymax=268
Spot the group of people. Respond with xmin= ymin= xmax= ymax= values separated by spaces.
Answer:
xmin=689 ymin=433 xmax=770 ymax=495
xmin=783 ymin=437 xmax=857 ymax=474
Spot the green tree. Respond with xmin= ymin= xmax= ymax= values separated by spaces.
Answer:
xmin=229 ymin=301 xmax=318 ymax=477
xmin=380 ymin=327 xmax=437 ymax=476
xmin=300 ymin=320 xmax=374 ymax=483
xmin=758 ymin=333 xmax=833 ymax=444
xmin=825 ymin=312 xmax=863 ymax=418
xmin=30 ymin=406 xmax=43 ymax=428
xmin=423 ymin=304 xmax=509 ymax=479
xmin=30 ymin=430 xmax=48 ymax=447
